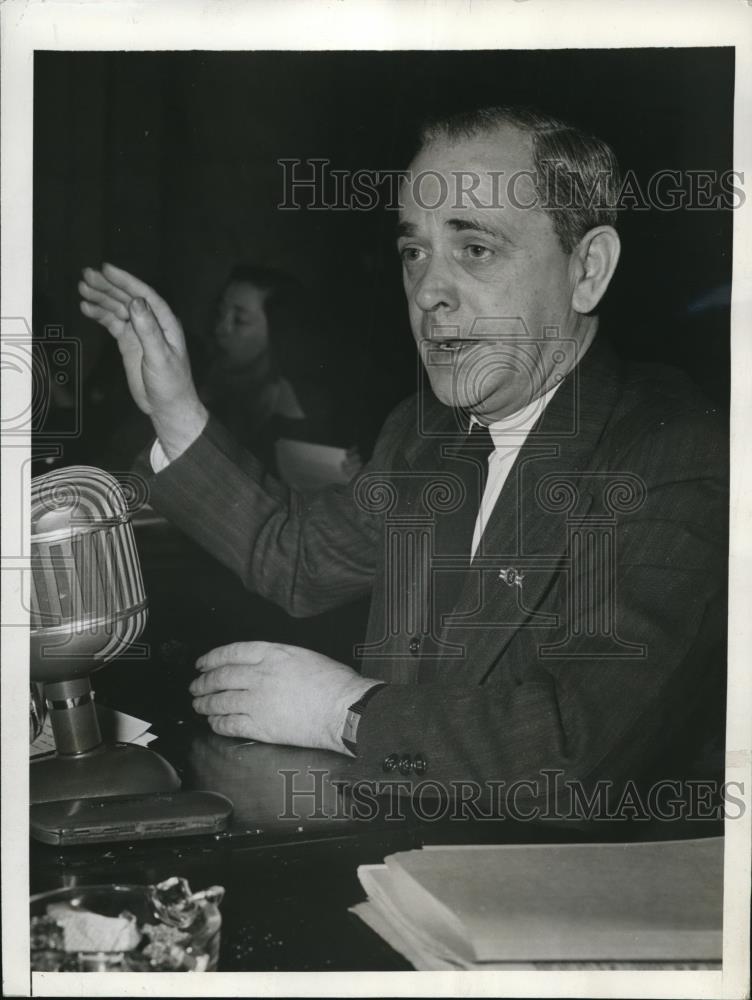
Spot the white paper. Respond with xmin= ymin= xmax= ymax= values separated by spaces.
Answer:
xmin=30 ymin=704 xmax=155 ymax=759
xmin=354 ymin=839 xmax=724 ymax=969
xmin=275 ymin=438 xmax=351 ymax=490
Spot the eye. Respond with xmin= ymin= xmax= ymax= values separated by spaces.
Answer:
xmin=464 ymin=243 xmax=494 ymax=261
xmin=399 ymin=245 xmax=427 ymax=266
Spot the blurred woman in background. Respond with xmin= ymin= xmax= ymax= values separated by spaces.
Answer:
xmin=200 ymin=264 xmax=360 ymax=488
xmin=99 ymin=266 xmax=366 ymax=671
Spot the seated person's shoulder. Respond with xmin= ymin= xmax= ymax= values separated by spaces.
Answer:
xmin=275 ymin=376 xmax=307 ymax=420
xmin=370 ymin=392 xmax=423 ymax=457
xmin=274 ymin=376 xmax=338 ymax=445
xmin=608 ymin=359 xmax=727 ymax=466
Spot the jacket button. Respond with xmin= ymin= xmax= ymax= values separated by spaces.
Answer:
xmin=382 ymin=753 xmax=399 ymax=773
xmin=398 ymin=753 xmax=413 ymax=776
xmin=413 ymin=753 xmax=428 ymax=775
xmin=408 ymin=636 xmax=421 ymax=656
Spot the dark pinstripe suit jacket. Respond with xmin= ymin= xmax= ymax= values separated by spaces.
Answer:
xmin=147 ymin=338 xmax=728 ymax=793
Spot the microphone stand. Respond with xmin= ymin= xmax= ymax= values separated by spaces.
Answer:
xmin=29 ymin=466 xmax=180 ymax=817
xmin=32 ymin=675 xmax=180 ymax=805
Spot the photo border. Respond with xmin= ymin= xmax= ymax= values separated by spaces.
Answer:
xmin=2 ymin=2 xmax=750 ymax=997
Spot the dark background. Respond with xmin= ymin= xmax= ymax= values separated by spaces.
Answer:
xmin=33 ymin=47 xmax=733 ymax=467
xmin=31 ymin=47 xmax=734 ymax=665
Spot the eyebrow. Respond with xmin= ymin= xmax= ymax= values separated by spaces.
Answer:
xmin=396 ymin=216 xmax=513 ymax=242
xmin=446 ymin=217 xmax=508 ymax=239
xmin=396 ymin=220 xmax=417 ymax=238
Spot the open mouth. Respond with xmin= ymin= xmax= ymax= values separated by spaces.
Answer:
xmin=429 ymin=339 xmax=484 ymax=353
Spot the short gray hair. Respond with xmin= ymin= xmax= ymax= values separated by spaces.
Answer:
xmin=417 ymin=106 xmax=621 ymax=253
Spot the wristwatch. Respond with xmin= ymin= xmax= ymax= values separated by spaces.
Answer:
xmin=341 ymin=683 xmax=387 ymax=755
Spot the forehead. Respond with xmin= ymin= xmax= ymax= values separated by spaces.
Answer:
xmin=221 ymin=282 xmax=268 ymax=312
xmin=400 ymin=126 xmax=542 ymax=229
xmin=413 ymin=125 xmax=534 ymax=173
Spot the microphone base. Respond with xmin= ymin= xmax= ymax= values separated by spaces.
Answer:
xmin=30 ymin=742 xmax=181 ymax=809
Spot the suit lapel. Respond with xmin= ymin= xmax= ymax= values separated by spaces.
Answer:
xmin=359 ymin=393 xmax=467 ymax=683
xmin=420 ymin=338 xmax=624 ymax=684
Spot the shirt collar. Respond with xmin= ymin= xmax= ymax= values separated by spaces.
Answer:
xmin=469 ymin=379 xmax=563 ymax=448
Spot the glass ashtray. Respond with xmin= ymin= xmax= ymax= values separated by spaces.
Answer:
xmin=30 ymin=877 xmax=224 ymax=972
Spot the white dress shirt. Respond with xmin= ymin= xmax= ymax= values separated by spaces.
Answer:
xmin=150 ymin=381 xmax=561 ymax=557
xmin=150 ymin=438 xmax=171 ymax=474
xmin=469 ymin=382 xmax=561 ymax=559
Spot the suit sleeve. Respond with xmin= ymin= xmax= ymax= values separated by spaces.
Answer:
xmin=353 ymin=408 xmax=728 ymax=792
xmin=143 ymin=397 xmax=415 ymax=617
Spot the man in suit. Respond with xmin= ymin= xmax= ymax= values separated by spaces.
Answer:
xmin=79 ymin=107 xmax=727 ymax=812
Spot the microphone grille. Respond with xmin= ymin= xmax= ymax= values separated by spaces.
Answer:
xmin=30 ymin=467 xmax=147 ymax=664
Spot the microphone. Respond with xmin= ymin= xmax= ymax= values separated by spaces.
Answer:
xmin=30 ymin=466 xmax=180 ymax=808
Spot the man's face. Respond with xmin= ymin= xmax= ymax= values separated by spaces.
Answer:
xmin=398 ymin=127 xmax=582 ymax=423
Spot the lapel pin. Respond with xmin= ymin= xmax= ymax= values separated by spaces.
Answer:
xmin=498 ymin=567 xmax=524 ymax=588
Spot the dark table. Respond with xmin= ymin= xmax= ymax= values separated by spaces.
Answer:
xmin=31 ymin=717 xmax=724 ymax=971
xmin=31 ymin=702 xmax=425 ymax=970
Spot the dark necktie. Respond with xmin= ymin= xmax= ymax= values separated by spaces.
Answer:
xmin=433 ymin=421 xmax=495 ymax=615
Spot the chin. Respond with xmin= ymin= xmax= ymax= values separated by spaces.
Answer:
xmin=426 ymin=367 xmax=492 ymax=408
xmin=426 ymin=372 xmax=465 ymax=409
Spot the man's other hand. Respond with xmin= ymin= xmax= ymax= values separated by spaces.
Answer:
xmin=190 ymin=641 xmax=379 ymax=754
xmin=79 ymin=262 xmax=208 ymax=460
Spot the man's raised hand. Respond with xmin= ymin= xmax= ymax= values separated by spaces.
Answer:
xmin=79 ymin=263 xmax=208 ymax=460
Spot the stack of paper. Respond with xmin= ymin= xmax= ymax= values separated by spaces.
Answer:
xmin=30 ymin=704 xmax=157 ymax=759
xmin=351 ymin=838 xmax=724 ymax=970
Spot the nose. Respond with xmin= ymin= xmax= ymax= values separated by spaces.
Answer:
xmin=411 ymin=253 xmax=459 ymax=315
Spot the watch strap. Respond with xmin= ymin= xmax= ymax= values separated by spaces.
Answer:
xmin=341 ymin=682 xmax=387 ymax=754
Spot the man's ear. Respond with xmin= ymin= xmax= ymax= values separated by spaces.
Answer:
xmin=570 ymin=226 xmax=621 ymax=314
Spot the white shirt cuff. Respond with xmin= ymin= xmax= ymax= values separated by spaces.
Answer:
xmin=149 ymin=439 xmax=171 ymax=473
